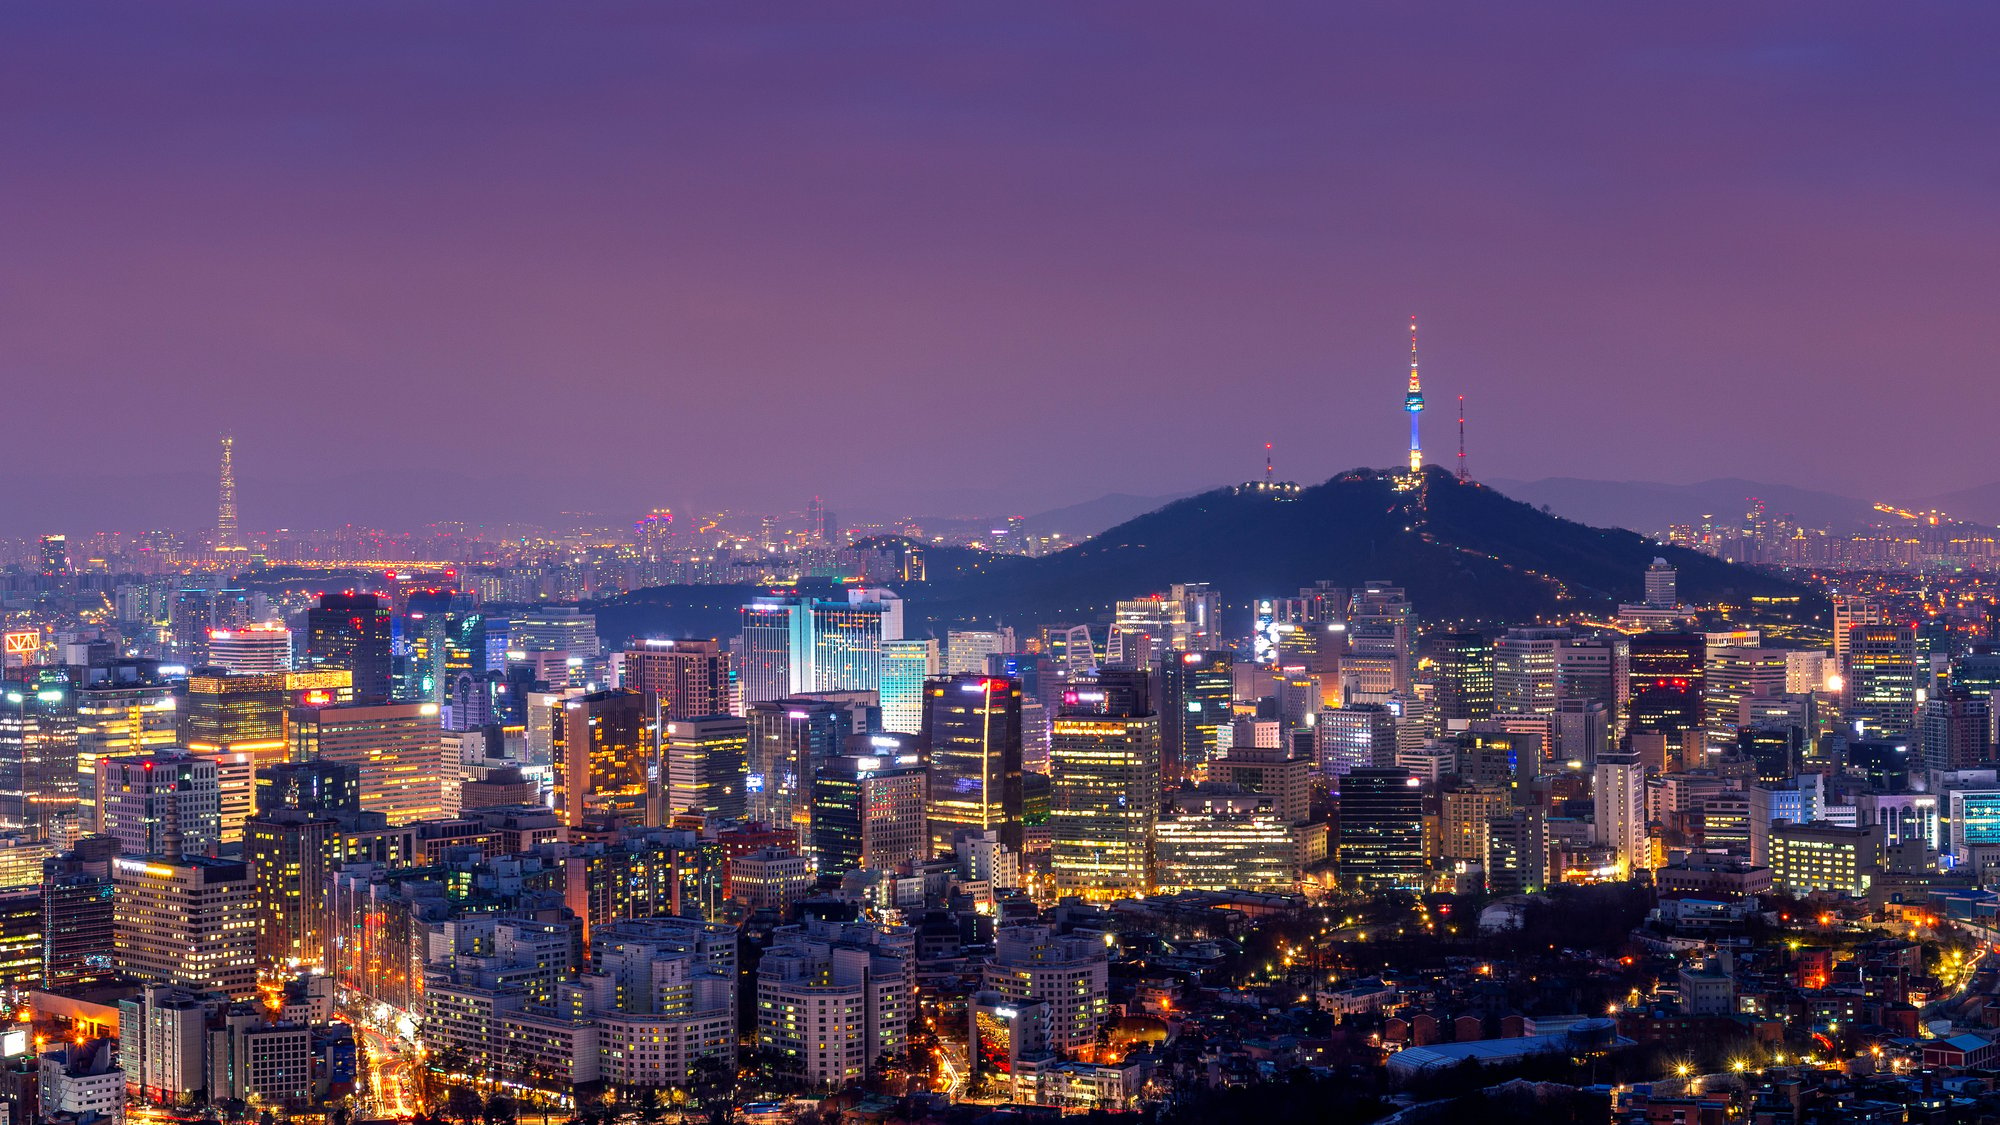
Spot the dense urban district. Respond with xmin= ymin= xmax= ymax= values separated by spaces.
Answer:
xmin=6 ymin=418 xmax=2000 ymax=1125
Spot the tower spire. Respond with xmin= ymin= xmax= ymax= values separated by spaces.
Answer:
xmin=1403 ymin=315 xmax=1425 ymax=475
xmin=1457 ymin=394 xmax=1468 ymax=482
xmin=1264 ymin=441 xmax=1274 ymax=485
xmin=216 ymin=434 xmax=238 ymax=551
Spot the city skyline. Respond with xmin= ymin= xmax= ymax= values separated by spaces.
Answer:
xmin=7 ymin=3 xmax=2000 ymax=529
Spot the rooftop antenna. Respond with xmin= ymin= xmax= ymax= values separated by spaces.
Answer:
xmin=1456 ymin=395 xmax=1468 ymax=482
xmin=1264 ymin=442 xmax=1274 ymax=486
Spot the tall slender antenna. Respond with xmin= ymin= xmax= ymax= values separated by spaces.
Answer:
xmin=1264 ymin=441 xmax=1274 ymax=485
xmin=1456 ymin=395 xmax=1468 ymax=482
xmin=1403 ymin=316 xmax=1424 ymax=474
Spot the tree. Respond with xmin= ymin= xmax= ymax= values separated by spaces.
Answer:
xmin=483 ymin=1095 xmax=519 ymax=1125
xmin=445 ymin=1086 xmax=484 ymax=1125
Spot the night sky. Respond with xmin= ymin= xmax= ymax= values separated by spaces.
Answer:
xmin=5 ymin=3 xmax=1997 ymax=530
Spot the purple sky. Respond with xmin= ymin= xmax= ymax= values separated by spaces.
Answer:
xmin=5 ymin=3 xmax=1998 ymax=530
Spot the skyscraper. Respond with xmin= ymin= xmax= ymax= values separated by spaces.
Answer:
xmin=1921 ymin=688 xmax=1992 ymax=773
xmin=1492 ymin=628 xmax=1566 ymax=715
xmin=1335 ymin=767 xmax=1424 ymax=890
xmin=922 ymin=675 xmax=1024 ymax=854
xmin=739 ymin=596 xmax=887 ymax=702
xmin=1593 ymin=749 xmax=1649 ymax=876
xmin=1644 ymin=557 xmax=1678 ymax=609
xmin=745 ymin=700 xmax=846 ymax=835
xmin=215 ymin=434 xmax=238 ymax=552
xmin=305 ymin=593 xmax=394 ymax=704
xmin=1424 ymin=632 xmax=1493 ymax=724
xmin=97 ymin=752 xmax=222 ymax=859
xmin=1344 ymin=583 xmax=1414 ymax=699
xmin=1627 ymin=632 xmax=1706 ymax=766
xmin=206 ymin=622 xmax=292 ymax=676
xmin=552 ymin=689 xmax=655 ymax=828
xmin=1315 ymin=704 xmax=1396 ymax=778
xmin=663 ymin=714 xmax=749 ymax=822
xmin=294 ymin=702 xmax=445 ymax=825
xmin=1845 ymin=623 xmax=1919 ymax=742
xmin=1158 ymin=650 xmax=1233 ymax=784
xmin=810 ymin=750 xmax=927 ymax=875
xmin=112 ymin=852 xmax=257 ymax=999
xmin=622 ymin=638 xmax=734 ymax=721
xmin=1049 ymin=670 xmax=1160 ymax=900
xmin=879 ymin=639 xmax=941 ymax=735
xmin=0 ymin=670 xmax=78 ymax=841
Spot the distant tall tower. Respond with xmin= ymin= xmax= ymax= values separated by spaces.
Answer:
xmin=216 ymin=435 xmax=238 ymax=551
xmin=1404 ymin=316 xmax=1425 ymax=474
xmin=1456 ymin=395 xmax=1468 ymax=482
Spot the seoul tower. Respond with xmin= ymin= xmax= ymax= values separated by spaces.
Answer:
xmin=1403 ymin=315 xmax=1425 ymax=474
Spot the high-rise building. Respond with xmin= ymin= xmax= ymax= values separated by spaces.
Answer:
xmin=243 ymin=808 xmax=339 ymax=967
xmin=295 ymin=702 xmax=445 ymax=825
xmin=39 ymin=533 xmax=70 ymax=576
xmin=1336 ymin=767 xmax=1424 ymax=890
xmin=662 ymin=714 xmax=748 ymax=822
xmin=1049 ymin=670 xmax=1160 ymax=900
xmin=206 ymin=623 xmax=292 ymax=676
xmin=552 ymin=689 xmax=654 ymax=828
xmin=745 ymin=700 xmax=845 ymax=835
xmin=1831 ymin=594 xmax=1883 ymax=668
xmin=1628 ymin=632 xmax=1706 ymax=766
xmin=182 ymin=672 xmax=291 ymax=777
xmin=1440 ymin=784 xmax=1509 ymax=875
xmin=1704 ymin=647 xmax=1789 ymax=752
xmin=879 ymin=639 xmax=941 ymax=736
xmin=511 ymin=607 xmax=600 ymax=661
xmin=622 ymin=638 xmax=734 ymax=721
xmin=740 ymin=597 xmax=888 ymax=702
xmin=1315 ymin=704 xmax=1396 ymax=778
xmin=1921 ymin=688 xmax=1992 ymax=773
xmin=112 ymin=852 xmax=257 ymax=999
xmin=922 ymin=675 xmax=1024 ymax=854
xmin=1593 ymin=749 xmax=1649 ymax=876
xmin=1424 ymin=632 xmax=1493 ymax=724
xmin=1846 ymin=623 xmax=1919 ymax=742
xmin=214 ymin=434 xmax=238 ymax=551
xmin=945 ymin=630 xmax=1015 ymax=677
xmin=810 ymin=750 xmax=927 ymax=875
xmin=97 ymin=752 xmax=222 ymax=858
xmin=1344 ymin=583 xmax=1415 ymax=699
xmin=984 ymin=924 xmax=1108 ymax=1054
xmin=255 ymin=759 xmax=361 ymax=814
xmin=1643 ymin=558 xmax=1678 ymax=610
xmin=42 ymin=838 xmax=119 ymax=990
xmin=1159 ymin=650 xmax=1234 ymax=784
xmin=757 ymin=919 xmax=912 ymax=1087
xmin=1554 ymin=698 xmax=1610 ymax=766
xmin=1492 ymin=628 xmax=1566 ymax=716
xmin=305 ymin=593 xmax=395 ymax=704
xmin=0 ymin=670 xmax=78 ymax=840
xmin=73 ymin=664 xmax=179 ymax=833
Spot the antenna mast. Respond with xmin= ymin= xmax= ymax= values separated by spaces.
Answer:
xmin=1456 ymin=395 xmax=1468 ymax=482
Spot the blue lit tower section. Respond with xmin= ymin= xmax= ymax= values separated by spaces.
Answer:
xmin=1404 ymin=315 xmax=1425 ymax=474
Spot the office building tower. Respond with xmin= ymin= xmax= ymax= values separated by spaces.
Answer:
xmin=984 ymin=924 xmax=1108 ymax=1054
xmin=182 ymin=672 xmax=290 ymax=776
xmin=922 ymin=675 xmax=1024 ymax=854
xmin=622 ymin=638 xmax=734 ymax=721
xmin=1492 ymin=628 xmax=1566 ymax=715
xmin=1554 ymin=698 xmax=1610 ymax=766
xmin=745 ymin=700 xmax=845 ymax=835
xmin=1424 ymin=632 xmax=1493 ymax=724
xmin=1846 ymin=623 xmax=1920 ymax=742
xmin=810 ymin=750 xmax=927 ymax=875
xmin=1555 ymin=635 xmax=1624 ymax=725
xmin=1486 ymin=808 xmax=1549 ymax=895
xmin=740 ymin=597 xmax=888 ymax=702
xmin=880 ymin=639 xmax=941 ymax=735
xmin=757 ymin=919 xmax=912 ymax=1087
xmin=97 ymin=752 xmax=222 ymax=858
xmin=1921 ymin=688 xmax=1992 ymax=772
xmin=1831 ymin=594 xmax=1883 ymax=667
xmin=511 ymin=607 xmax=599 ymax=660
xmin=946 ymin=629 xmax=1016 ymax=677
xmin=552 ymin=689 xmax=654 ymax=828
xmin=1441 ymin=784 xmax=1509 ymax=873
xmin=1628 ymin=632 xmax=1706 ymax=765
xmin=42 ymin=839 xmax=119 ymax=990
xmin=0 ymin=670 xmax=78 ymax=840
xmin=1049 ymin=670 xmax=1160 ymax=899
xmin=1336 ymin=767 xmax=1424 ymax=890
xmin=1644 ymin=558 xmax=1678 ymax=609
xmin=1041 ymin=624 xmax=1097 ymax=676
xmin=662 ymin=714 xmax=748 ymax=823
xmin=1344 ymin=583 xmax=1415 ymax=699
xmin=244 ymin=809 xmax=339 ymax=967
xmin=1769 ymin=821 xmax=1881 ymax=898
xmin=255 ymin=759 xmax=361 ymax=815
xmin=73 ymin=665 xmax=179 ymax=833
xmin=206 ymin=623 xmax=292 ymax=676
xmin=1153 ymin=790 xmax=1298 ymax=893
xmin=737 ymin=600 xmax=803 ymax=704
xmin=305 ymin=593 xmax=395 ymax=703
xmin=1593 ymin=749 xmax=1649 ymax=876
xmin=39 ymin=533 xmax=70 ymax=575
xmin=1704 ymin=647 xmax=1788 ymax=752
xmin=1159 ymin=650 xmax=1234 ymax=784
xmin=808 ymin=600 xmax=885 ymax=694
xmin=112 ymin=851 xmax=257 ymax=999
xmin=295 ymin=702 xmax=445 ymax=825
xmin=1315 ymin=704 xmax=1396 ymax=778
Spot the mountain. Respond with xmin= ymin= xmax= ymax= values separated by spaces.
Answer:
xmin=1486 ymin=476 xmax=1878 ymax=534
xmin=906 ymin=467 xmax=1815 ymax=632
xmin=1014 ymin=491 xmax=1196 ymax=541
xmin=1912 ymin=482 xmax=2000 ymax=527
